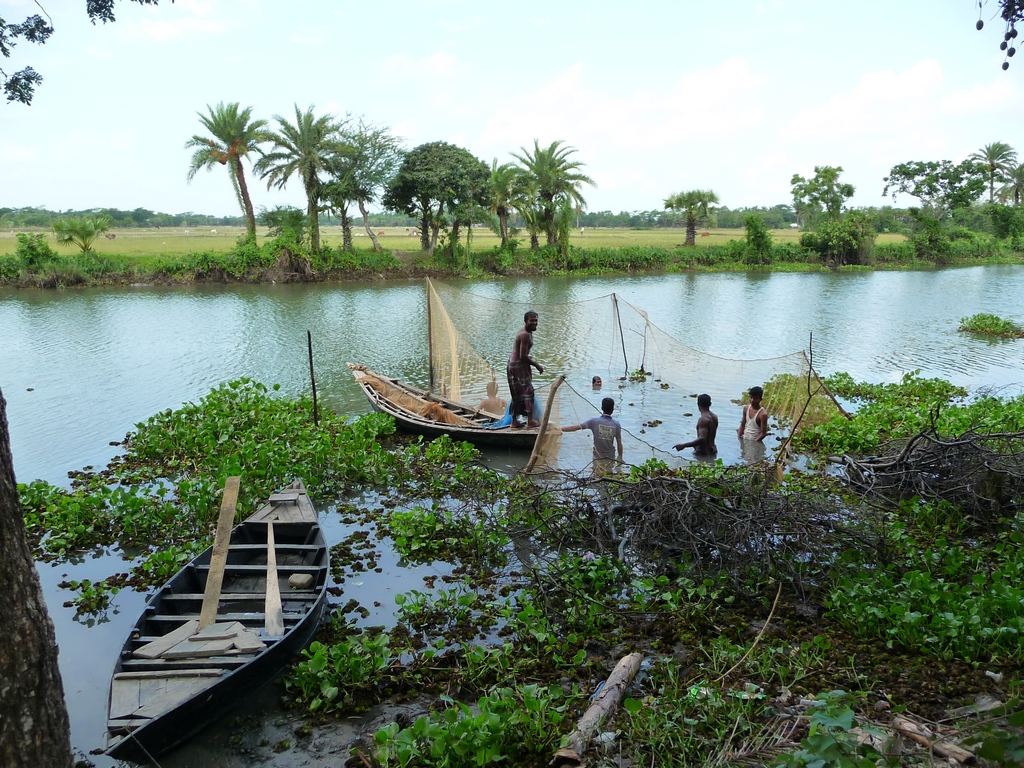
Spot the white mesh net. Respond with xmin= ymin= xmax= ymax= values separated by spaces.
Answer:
xmin=424 ymin=279 xmax=846 ymax=474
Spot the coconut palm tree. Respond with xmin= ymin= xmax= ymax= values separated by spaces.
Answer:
xmin=998 ymin=162 xmax=1024 ymax=206
xmin=512 ymin=140 xmax=594 ymax=246
xmin=185 ymin=103 xmax=268 ymax=241
xmin=970 ymin=141 xmax=1018 ymax=203
xmin=664 ymin=190 xmax=720 ymax=246
xmin=255 ymin=105 xmax=346 ymax=253
xmin=51 ymin=215 xmax=111 ymax=253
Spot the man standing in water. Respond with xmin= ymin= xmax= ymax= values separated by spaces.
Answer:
xmin=507 ymin=310 xmax=544 ymax=428
xmin=738 ymin=385 xmax=768 ymax=442
xmin=674 ymin=393 xmax=718 ymax=458
xmin=563 ymin=397 xmax=624 ymax=476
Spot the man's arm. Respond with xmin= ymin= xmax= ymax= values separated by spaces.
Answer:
xmin=616 ymin=432 xmax=624 ymax=459
xmin=755 ymin=410 xmax=768 ymax=442
xmin=675 ymin=422 xmax=707 ymax=451
xmin=561 ymin=424 xmax=582 ymax=433
xmin=737 ymin=407 xmax=747 ymax=437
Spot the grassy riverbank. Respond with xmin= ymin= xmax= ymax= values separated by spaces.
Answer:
xmin=8 ymin=226 xmax=1022 ymax=289
xmin=21 ymin=373 xmax=1024 ymax=766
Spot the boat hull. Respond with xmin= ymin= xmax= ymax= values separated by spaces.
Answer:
xmin=349 ymin=363 xmax=539 ymax=450
xmin=105 ymin=481 xmax=328 ymax=763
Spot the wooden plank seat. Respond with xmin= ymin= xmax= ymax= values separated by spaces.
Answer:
xmin=219 ymin=544 xmax=324 ymax=553
xmin=193 ymin=563 xmax=322 ymax=573
xmin=145 ymin=612 xmax=304 ymax=623
xmin=160 ymin=591 xmax=319 ymax=602
xmin=121 ymin=657 xmax=251 ymax=672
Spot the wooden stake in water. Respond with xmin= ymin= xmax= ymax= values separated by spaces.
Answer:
xmin=307 ymin=330 xmax=319 ymax=427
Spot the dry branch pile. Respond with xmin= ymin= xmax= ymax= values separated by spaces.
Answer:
xmin=844 ymin=428 xmax=1024 ymax=525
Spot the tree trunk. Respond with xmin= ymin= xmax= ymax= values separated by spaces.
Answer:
xmin=451 ymin=219 xmax=461 ymax=253
xmin=340 ymin=207 xmax=352 ymax=252
xmin=430 ymin=202 xmax=443 ymax=253
xmin=530 ymin=231 xmax=539 ymax=249
xmin=498 ymin=208 xmax=508 ymax=247
xmin=543 ymin=198 xmax=556 ymax=246
xmin=686 ymin=215 xmax=697 ymax=246
xmin=419 ymin=204 xmax=430 ymax=252
xmin=0 ymin=388 xmax=74 ymax=768
xmin=235 ymin=158 xmax=257 ymax=241
xmin=359 ymin=200 xmax=382 ymax=252
xmin=306 ymin=187 xmax=320 ymax=254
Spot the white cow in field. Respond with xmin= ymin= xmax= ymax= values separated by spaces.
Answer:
xmin=211 ymin=229 xmax=217 ymax=234
xmin=185 ymin=230 xmax=190 ymax=235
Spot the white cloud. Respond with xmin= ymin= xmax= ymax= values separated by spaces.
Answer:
xmin=477 ymin=58 xmax=764 ymax=154
xmin=83 ymin=46 xmax=115 ymax=60
xmin=136 ymin=17 xmax=228 ymax=41
xmin=382 ymin=52 xmax=460 ymax=79
xmin=781 ymin=60 xmax=944 ymax=142
xmin=0 ymin=144 xmax=38 ymax=163
xmin=942 ymin=77 xmax=1018 ymax=114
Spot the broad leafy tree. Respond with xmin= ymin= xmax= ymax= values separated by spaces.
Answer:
xmin=255 ymin=105 xmax=346 ymax=253
xmin=2 ymin=0 xmax=160 ymax=105
xmin=882 ymin=159 xmax=986 ymax=218
xmin=52 ymin=214 xmax=111 ymax=253
xmin=185 ymin=103 xmax=268 ymax=241
xmin=790 ymin=166 xmax=855 ymax=229
xmin=324 ymin=121 xmax=403 ymax=252
xmin=970 ymin=141 xmax=1018 ymax=203
xmin=383 ymin=141 xmax=489 ymax=253
xmin=664 ymin=189 xmax=720 ymax=246
xmin=512 ymin=140 xmax=594 ymax=246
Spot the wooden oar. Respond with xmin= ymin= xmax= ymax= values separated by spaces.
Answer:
xmin=264 ymin=522 xmax=284 ymax=637
xmin=198 ymin=476 xmax=240 ymax=630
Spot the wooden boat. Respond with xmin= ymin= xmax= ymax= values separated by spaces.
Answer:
xmin=105 ymin=479 xmax=329 ymax=763
xmin=348 ymin=363 xmax=539 ymax=449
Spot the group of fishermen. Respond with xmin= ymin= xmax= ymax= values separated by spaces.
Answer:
xmin=505 ymin=309 xmax=770 ymax=472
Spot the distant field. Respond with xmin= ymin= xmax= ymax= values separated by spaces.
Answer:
xmin=0 ymin=225 xmax=907 ymax=257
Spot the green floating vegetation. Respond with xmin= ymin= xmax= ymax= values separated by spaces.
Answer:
xmin=959 ymin=313 xmax=1024 ymax=338
xmin=20 ymin=370 xmax=1024 ymax=765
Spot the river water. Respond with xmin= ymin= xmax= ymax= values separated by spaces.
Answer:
xmin=2 ymin=267 xmax=1024 ymax=764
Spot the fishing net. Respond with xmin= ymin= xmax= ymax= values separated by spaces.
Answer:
xmin=425 ymin=279 xmax=847 ymax=474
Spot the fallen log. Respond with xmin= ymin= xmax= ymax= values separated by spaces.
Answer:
xmin=893 ymin=715 xmax=976 ymax=764
xmin=551 ymin=652 xmax=643 ymax=767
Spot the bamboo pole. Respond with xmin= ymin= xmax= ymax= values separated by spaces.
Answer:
xmin=525 ymin=374 xmax=564 ymax=473
xmin=551 ymin=652 xmax=643 ymax=767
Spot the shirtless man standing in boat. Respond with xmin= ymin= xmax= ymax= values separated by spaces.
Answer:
xmin=507 ymin=310 xmax=543 ymax=428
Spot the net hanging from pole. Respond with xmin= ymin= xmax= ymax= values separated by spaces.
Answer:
xmin=425 ymin=279 xmax=846 ymax=474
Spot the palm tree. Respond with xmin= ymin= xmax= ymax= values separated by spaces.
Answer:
xmin=255 ymin=105 xmax=346 ymax=253
xmin=512 ymin=140 xmax=594 ymax=246
xmin=185 ymin=103 xmax=268 ymax=241
xmin=51 ymin=215 xmax=111 ymax=253
xmin=487 ymin=160 xmax=534 ymax=248
xmin=664 ymin=190 xmax=720 ymax=246
xmin=999 ymin=162 xmax=1024 ymax=206
xmin=970 ymin=141 xmax=1018 ymax=203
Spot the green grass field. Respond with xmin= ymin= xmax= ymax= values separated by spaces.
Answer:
xmin=0 ymin=225 xmax=907 ymax=257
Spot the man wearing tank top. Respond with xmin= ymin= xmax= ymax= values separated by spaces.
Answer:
xmin=738 ymin=385 xmax=768 ymax=442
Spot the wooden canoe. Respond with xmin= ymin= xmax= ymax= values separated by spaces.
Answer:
xmin=104 ymin=479 xmax=329 ymax=763
xmin=348 ymin=363 xmax=539 ymax=449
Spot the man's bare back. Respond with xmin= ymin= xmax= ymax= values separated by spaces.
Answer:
xmin=674 ymin=393 xmax=718 ymax=456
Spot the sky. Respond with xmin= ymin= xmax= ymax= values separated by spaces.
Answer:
xmin=0 ymin=0 xmax=1021 ymax=217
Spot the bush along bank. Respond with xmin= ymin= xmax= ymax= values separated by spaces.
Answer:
xmin=2 ymin=229 xmax=1023 ymax=288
